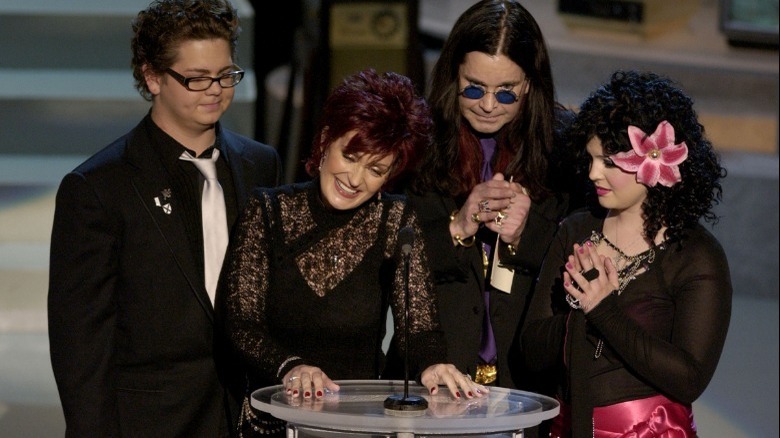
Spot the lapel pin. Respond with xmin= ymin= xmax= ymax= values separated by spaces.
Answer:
xmin=154 ymin=189 xmax=173 ymax=214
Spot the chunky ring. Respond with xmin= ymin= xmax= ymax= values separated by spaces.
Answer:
xmin=471 ymin=212 xmax=481 ymax=223
xmin=565 ymin=294 xmax=581 ymax=310
xmin=494 ymin=210 xmax=507 ymax=226
xmin=478 ymin=199 xmax=491 ymax=213
xmin=288 ymin=376 xmax=300 ymax=383
xmin=581 ymin=267 xmax=599 ymax=282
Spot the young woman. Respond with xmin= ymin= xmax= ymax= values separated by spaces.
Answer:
xmin=522 ymin=70 xmax=732 ymax=437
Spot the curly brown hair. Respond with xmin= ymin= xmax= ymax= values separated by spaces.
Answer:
xmin=130 ymin=0 xmax=240 ymax=101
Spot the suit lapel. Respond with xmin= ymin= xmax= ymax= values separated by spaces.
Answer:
xmin=220 ymin=130 xmax=257 ymax=210
xmin=125 ymin=127 xmax=215 ymax=320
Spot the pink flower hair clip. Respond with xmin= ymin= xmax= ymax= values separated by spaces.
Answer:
xmin=611 ymin=120 xmax=689 ymax=187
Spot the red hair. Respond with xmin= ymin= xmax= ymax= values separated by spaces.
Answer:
xmin=305 ymin=69 xmax=433 ymax=188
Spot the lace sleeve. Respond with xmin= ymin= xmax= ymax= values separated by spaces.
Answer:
xmin=221 ymin=193 xmax=297 ymax=382
xmin=391 ymin=206 xmax=446 ymax=374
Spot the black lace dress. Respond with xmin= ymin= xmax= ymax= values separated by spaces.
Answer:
xmin=221 ymin=180 xmax=445 ymax=436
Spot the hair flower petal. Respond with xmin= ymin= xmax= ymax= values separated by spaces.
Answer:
xmin=611 ymin=120 xmax=688 ymax=187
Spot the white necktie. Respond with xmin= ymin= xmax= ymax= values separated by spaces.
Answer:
xmin=180 ymin=149 xmax=228 ymax=305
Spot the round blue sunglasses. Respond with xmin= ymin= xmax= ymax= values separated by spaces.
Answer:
xmin=459 ymin=84 xmax=519 ymax=104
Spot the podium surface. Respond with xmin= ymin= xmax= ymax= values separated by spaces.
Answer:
xmin=251 ymin=380 xmax=559 ymax=437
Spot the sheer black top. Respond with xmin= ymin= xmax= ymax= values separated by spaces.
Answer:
xmin=221 ymin=180 xmax=444 ymax=388
xmin=521 ymin=210 xmax=732 ymax=436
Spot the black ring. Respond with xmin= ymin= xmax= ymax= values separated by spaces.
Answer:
xmin=581 ymin=267 xmax=599 ymax=282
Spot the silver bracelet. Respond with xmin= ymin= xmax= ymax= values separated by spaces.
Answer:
xmin=276 ymin=356 xmax=302 ymax=379
xmin=565 ymin=294 xmax=581 ymax=310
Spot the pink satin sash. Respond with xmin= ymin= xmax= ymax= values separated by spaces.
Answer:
xmin=550 ymin=395 xmax=697 ymax=438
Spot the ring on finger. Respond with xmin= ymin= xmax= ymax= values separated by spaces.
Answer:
xmin=580 ymin=267 xmax=599 ymax=282
xmin=288 ymin=376 xmax=299 ymax=383
xmin=471 ymin=212 xmax=481 ymax=223
xmin=478 ymin=199 xmax=491 ymax=213
xmin=494 ymin=210 xmax=507 ymax=226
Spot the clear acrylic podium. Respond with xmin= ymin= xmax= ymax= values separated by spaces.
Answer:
xmin=251 ymin=380 xmax=559 ymax=437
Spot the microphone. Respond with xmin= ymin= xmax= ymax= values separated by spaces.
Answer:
xmin=399 ymin=225 xmax=414 ymax=257
xmin=384 ymin=226 xmax=428 ymax=416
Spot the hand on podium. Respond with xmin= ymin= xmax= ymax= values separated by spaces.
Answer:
xmin=283 ymin=364 xmax=340 ymax=400
xmin=421 ymin=363 xmax=489 ymax=400
xmin=282 ymin=361 xmax=487 ymax=403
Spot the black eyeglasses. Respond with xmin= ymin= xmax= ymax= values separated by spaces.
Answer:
xmin=459 ymin=84 xmax=520 ymax=105
xmin=165 ymin=68 xmax=244 ymax=91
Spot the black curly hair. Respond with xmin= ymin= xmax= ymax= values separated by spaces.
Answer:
xmin=131 ymin=0 xmax=240 ymax=101
xmin=569 ymin=70 xmax=726 ymax=244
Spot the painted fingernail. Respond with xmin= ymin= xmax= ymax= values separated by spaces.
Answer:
xmin=566 ymin=262 xmax=573 ymax=269
xmin=304 ymin=391 xmax=311 ymax=398
xmin=468 ymin=391 xmax=474 ymax=397
xmin=586 ymin=241 xmax=593 ymax=247
xmin=564 ymin=281 xmax=571 ymax=288
xmin=316 ymin=390 xmax=323 ymax=397
xmin=578 ymin=246 xmax=584 ymax=253
xmin=455 ymin=391 xmax=461 ymax=398
xmin=430 ymin=387 xmax=437 ymax=394
xmin=293 ymin=390 xmax=299 ymax=396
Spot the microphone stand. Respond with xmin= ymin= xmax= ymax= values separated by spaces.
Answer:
xmin=384 ymin=243 xmax=428 ymax=416
xmin=402 ymin=250 xmax=411 ymax=399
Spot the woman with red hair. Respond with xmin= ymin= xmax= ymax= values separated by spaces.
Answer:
xmin=221 ymin=69 xmax=486 ymax=436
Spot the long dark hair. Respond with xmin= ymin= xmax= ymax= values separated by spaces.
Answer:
xmin=411 ymin=0 xmax=557 ymax=201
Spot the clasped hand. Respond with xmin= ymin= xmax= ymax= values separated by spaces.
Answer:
xmin=283 ymin=363 xmax=488 ymax=400
xmin=562 ymin=242 xmax=620 ymax=313
xmin=452 ymin=173 xmax=529 ymax=246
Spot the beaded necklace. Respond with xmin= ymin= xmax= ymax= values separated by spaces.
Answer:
xmin=586 ymin=230 xmax=659 ymax=358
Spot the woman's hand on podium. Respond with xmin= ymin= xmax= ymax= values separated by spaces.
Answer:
xmin=283 ymin=364 xmax=340 ymax=400
xmin=421 ymin=363 xmax=489 ymax=400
